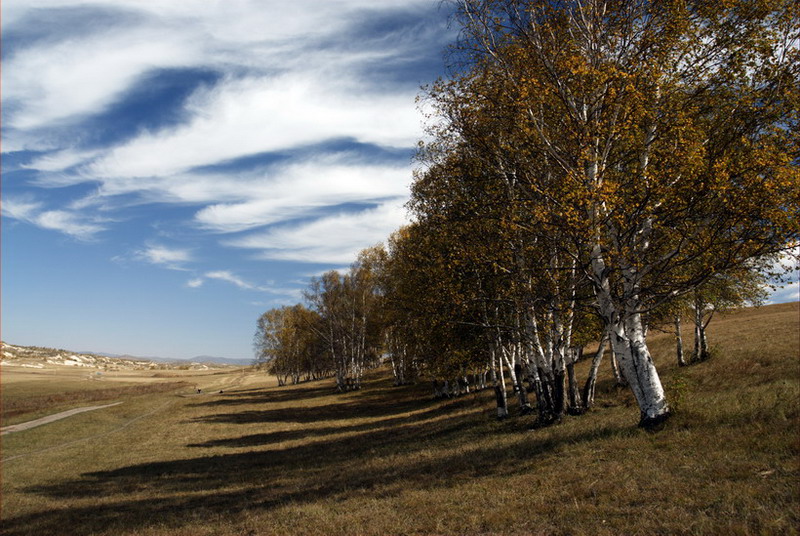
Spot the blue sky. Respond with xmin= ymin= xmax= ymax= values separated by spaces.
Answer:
xmin=2 ymin=1 xmax=797 ymax=362
xmin=2 ymin=0 xmax=455 ymax=360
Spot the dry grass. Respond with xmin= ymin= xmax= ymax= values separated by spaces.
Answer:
xmin=1 ymin=302 xmax=797 ymax=535
xmin=1 ymin=382 xmax=190 ymax=421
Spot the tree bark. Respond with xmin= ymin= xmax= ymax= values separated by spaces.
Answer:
xmin=592 ymin=246 xmax=669 ymax=426
xmin=582 ymin=331 xmax=609 ymax=409
xmin=502 ymin=344 xmax=532 ymax=413
xmin=552 ymin=368 xmax=566 ymax=424
xmin=610 ymin=351 xmax=626 ymax=386
xmin=675 ymin=316 xmax=687 ymax=367
xmin=699 ymin=326 xmax=709 ymax=361
xmin=693 ymin=303 xmax=701 ymax=362
xmin=488 ymin=348 xmax=509 ymax=419
xmin=514 ymin=362 xmax=532 ymax=414
xmin=609 ymin=315 xmax=669 ymax=426
xmin=567 ymin=348 xmax=583 ymax=415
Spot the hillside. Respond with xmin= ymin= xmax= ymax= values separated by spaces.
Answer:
xmin=0 ymin=342 xmax=240 ymax=371
xmin=1 ymin=302 xmax=798 ymax=536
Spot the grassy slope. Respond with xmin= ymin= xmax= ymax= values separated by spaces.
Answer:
xmin=1 ymin=302 xmax=797 ymax=536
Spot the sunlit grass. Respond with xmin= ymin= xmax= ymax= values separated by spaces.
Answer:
xmin=1 ymin=302 xmax=797 ymax=535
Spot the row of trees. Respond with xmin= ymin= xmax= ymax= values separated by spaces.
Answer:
xmin=254 ymin=249 xmax=385 ymax=390
xmin=255 ymin=0 xmax=798 ymax=426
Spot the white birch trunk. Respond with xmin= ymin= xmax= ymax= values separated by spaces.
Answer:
xmin=501 ymin=346 xmax=519 ymax=393
xmin=675 ymin=316 xmax=686 ymax=367
xmin=610 ymin=350 xmax=625 ymax=386
xmin=693 ymin=299 xmax=702 ymax=362
xmin=566 ymin=348 xmax=582 ymax=414
xmin=591 ymin=245 xmax=669 ymax=425
xmin=491 ymin=347 xmax=509 ymax=419
xmin=582 ymin=331 xmax=609 ymax=409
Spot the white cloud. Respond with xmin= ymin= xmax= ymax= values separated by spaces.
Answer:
xmin=4 ymin=27 xmax=199 ymax=131
xmin=3 ymin=0 xmax=446 ymax=270
xmin=767 ymin=248 xmax=799 ymax=304
xmin=1 ymin=198 xmax=42 ymax=221
xmin=35 ymin=211 xmax=105 ymax=239
xmin=193 ymin=157 xmax=412 ymax=233
xmin=83 ymin=72 xmax=420 ymax=180
xmin=202 ymin=270 xmax=303 ymax=299
xmin=4 ymin=0 xmax=439 ymax=154
xmin=186 ymin=278 xmax=205 ymax=288
xmin=135 ymin=244 xmax=194 ymax=270
xmin=228 ymin=199 xmax=408 ymax=264
xmin=205 ymin=270 xmax=255 ymax=290
xmin=29 ymin=153 xmax=413 ymax=236
xmin=2 ymin=197 xmax=106 ymax=240
xmin=24 ymin=149 xmax=103 ymax=173
xmin=768 ymin=281 xmax=799 ymax=304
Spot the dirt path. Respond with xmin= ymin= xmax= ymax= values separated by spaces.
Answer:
xmin=1 ymin=400 xmax=173 ymax=463
xmin=0 ymin=402 xmax=123 ymax=435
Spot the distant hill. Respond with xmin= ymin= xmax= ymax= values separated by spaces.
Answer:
xmin=191 ymin=355 xmax=253 ymax=366
xmin=81 ymin=351 xmax=252 ymax=367
xmin=0 ymin=342 xmax=247 ymax=370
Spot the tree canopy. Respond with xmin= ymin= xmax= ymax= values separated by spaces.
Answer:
xmin=253 ymin=0 xmax=798 ymax=427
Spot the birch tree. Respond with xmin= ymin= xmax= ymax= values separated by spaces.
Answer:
xmin=305 ymin=251 xmax=385 ymax=392
xmin=435 ymin=0 xmax=799 ymax=426
xmin=253 ymin=305 xmax=326 ymax=385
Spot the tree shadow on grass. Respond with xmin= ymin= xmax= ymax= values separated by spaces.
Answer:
xmin=9 ymin=412 xmax=626 ymax=536
xmin=189 ymin=384 xmax=452 ymax=426
xmin=190 ymin=383 xmax=340 ymax=406
xmin=187 ymin=402 xmax=464 ymax=448
xmin=189 ymin=372 xmax=435 ymax=409
xmin=6 ymin=371 xmax=626 ymax=536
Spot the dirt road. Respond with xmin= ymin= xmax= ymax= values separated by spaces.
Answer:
xmin=0 ymin=402 xmax=123 ymax=435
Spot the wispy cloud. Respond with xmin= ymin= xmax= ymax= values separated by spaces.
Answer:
xmin=3 ymin=0 xmax=450 ymax=265
xmin=200 ymin=270 xmax=303 ymax=299
xmin=134 ymin=244 xmax=194 ymax=270
xmin=228 ymin=200 xmax=406 ymax=264
xmin=205 ymin=270 xmax=255 ymax=290
xmin=82 ymin=73 xmax=420 ymax=180
xmin=193 ymin=156 xmax=412 ymax=233
xmin=2 ymin=197 xmax=106 ymax=240
xmin=4 ymin=28 xmax=199 ymax=133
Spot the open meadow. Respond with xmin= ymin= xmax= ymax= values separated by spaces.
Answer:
xmin=1 ymin=302 xmax=798 ymax=536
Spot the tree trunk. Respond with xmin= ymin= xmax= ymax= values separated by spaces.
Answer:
xmin=390 ymin=353 xmax=402 ymax=385
xmin=608 ymin=315 xmax=669 ymax=426
xmin=514 ymin=362 xmax=532 ymax=415
xmin=552 ymin=368 xmax=566 ymax=424
xmin=502 ymin=345 xmax=531 ymax=413
xmin=337 ymin=372 xmax=347 ymax=392
xmin=693 ymin=300 xmax=701 ymax=363
xmin=566 ymin=347 xmax=584 ymax=414
xmin=502 ymin=348 xmax=520 ymax=393
xmin=566 ymin=356 xmax=582 ymax=415
xmin=582 ymin=332 xmax=609 ymax=409
xmin=491 ymin=349 xmax=508 ymax=419
xmin=551 ymin=342 xmax=567 ymax=424
xmin=610 ymin=351 xmax=626 ymax=386
xmin=592 ymin=245 xmax=669 ymax=426
xmin=675 ymin=316 xmax=687 ymax=367
xmin=698 ymin=318 xmax=710 ymax=362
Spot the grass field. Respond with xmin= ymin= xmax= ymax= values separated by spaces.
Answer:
xmin=1 ymin=302 xmax=798 ymax=535
xmin=0 ymin=366 xmax=243 ymax=425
